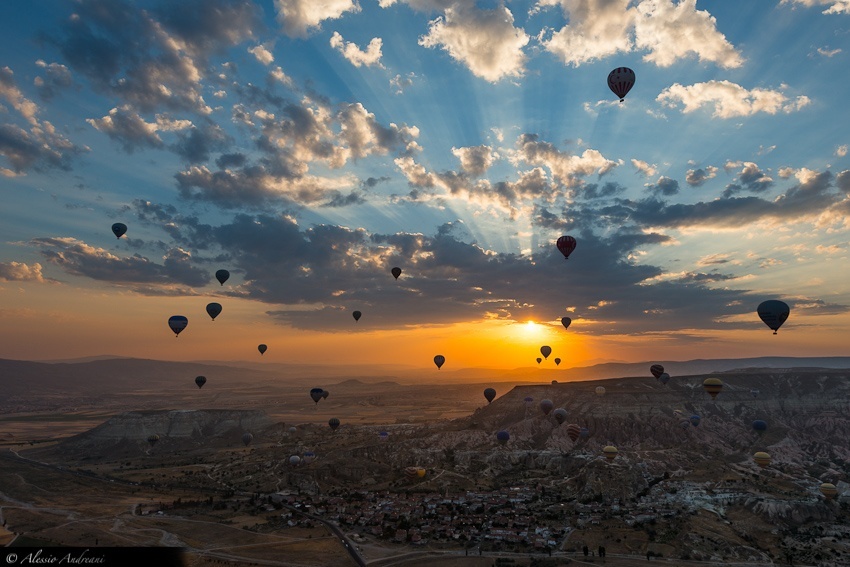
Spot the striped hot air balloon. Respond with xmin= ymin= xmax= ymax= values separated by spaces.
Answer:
xmin=703 ymin=378 xmax=723 ymax=400
xmin=603 ymin=446 xmax=619 ymax=461
xmin=753 ymin=451 xmax=771 ymax=468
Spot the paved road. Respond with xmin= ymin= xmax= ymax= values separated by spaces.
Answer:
xmin=281 ymin=503 xmax=366 ymax=567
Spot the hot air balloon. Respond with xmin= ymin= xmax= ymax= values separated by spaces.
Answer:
xmin=206 ymin=302 xmax=222 ymax=321
xmin=288 ymin=426 xmax=297 ymax=435
xmin=111 ymin=222 xmax=127 ymax=239
xmin=496 ymin=430 xmax=510 ymax=444
xmin=434 ymin=355 xmax=445 ymax=369
xmin=750 ymin=388 xmax=760 ymax=399
xmin=679 ymin=419 xmax=691 ymax=430
xmin=566 ymin=424 xmax=581 ymax=442
xmin=690 ymin=415 xmax=701 ymax=427
xmin=379 ymin=431 xmax=389 ymax=442
xmin=168 ymin=315 xmax=188 ymax=337
xmin=536 ymin=357 xmax=542 ymax=364
xmin=554 ymin=358 xmax=561 ymax=366
xmin=553 ymin=408 xmax=568 ymax=425
xmin=607 ymin=67 xmax=635 ymax=102
xmin=391 ymin=267 xmax=402 ymax=280
xmin=328 ymin=417 xmax=340 ymax=432
xmin=703 ymin=378 xmax=723 ymax=400
xmin=352 ymin=310 xmax=362 ymax=322
xmin=416 ymin=468 xmax=426 ymax=478
xmin=289 ymin=455 xmax=301 ymax=466
xmin=603 ymin=445 xmax=619 ymax=461
xmin=147 ymin=434 xmax=159 ymax=447
xmin=540 ymin=399 xmax=554 ymax=415
xmin=757 ymin=300 xmax=790 ymax=334
xmin=753 ymin=451 xmax=771 ymax=468
xmin=524 ymin=396 xmax=533 ymax=403
xmin=580 ymin=427 xmax=590 ymax=438
xmin=820 ymin=483 xmax=839 ymax=500
xmin=650 ymin=364 xmax=664 ymax=379
xmin=595 ymin=386 xmax=606 ymax=396
xmin=258 ymin=344 xmax=267 ymax=355
xmin=658 ymin=373 xmax=670 ymax=385
xmin=321 ymin=390 xmax=329 ymax=400
xmin=195 ymin=375 xmax=206 ymax=389
xmin=303 ymin=451 xmax=316 ymax=464
xmin=242 ymin=433 xmax=253 ymax=446
xmin=540 ymin=346 xmax=552 ymax=359
xmin=752 ymin=420 xmax=767 ymax=434
xmin=556 ymin=236 xmax=577 ymax=259
xmin=310 ymin=388 xmax=324 ymax=404
xmin=551 ymin=380 xmax=558 ymax=385
xmin=215 ymin=269 xmax=230 ymax=286
xmin=404 ymin=466 xmax=418 ymax=479
xmin=561 ymin=317 xmax=572 ymax=330
xmin=484 ymin=388 xmax=496 ymax=404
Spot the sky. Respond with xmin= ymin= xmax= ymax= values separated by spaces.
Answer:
xmin=0 ymin=0 xmax=849 ymax=370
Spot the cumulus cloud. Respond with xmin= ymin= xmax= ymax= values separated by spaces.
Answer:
xmin=0 ymin=66 xmax=39 ymax=125
xmin=249 ymin=45 xmax=274 ymax=65
xmin=781 ymin=0 xmax=850 ymax=15
xmin=686 ymin=165 xmax=718 ymax=186
xmin=270 ymin=66 xmax=295 ymax=87
xmin=419 ymin=3 xmax=529 ymax=82
xmin=645 ymin=176 xmax=679 ymax=196
xmin=87 ymin=105 xmax=193 ymax=153
xmin=0 ymin=261 xmax=46 ymax=282
xmin=275 ymin=0 xmax=360 ymax=38
xmin=540 ymin=0 xmax=742 ymax=68
xmin=514 ymin=134 xmax=619 ymax=187
xmin=329 ymin=32 xmax=384 ymax=68
xmin=836 ymin=144 xmax=848 ymax=157
xmin=390 ymin=73 xmax=416 ymax=94
xmin=33 ymin=60 xmax=73 ymax=101
xmin=721 ymin=161 xmax=773 ymax=198
xmin=631 ymin=158 xmax=657 ymax=177
xmin=657 ymin=80 xmax=811 ymax=118
xmin=452 ymin=145 xmax=495 ymax=177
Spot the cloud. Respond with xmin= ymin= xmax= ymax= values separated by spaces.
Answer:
xmin=390 ymin=73 xmax=416 ymax=94
xmin=685 ymin=165 xmax=718 ymax=186
xmin=514 ymin=134 xmax=619 ymax=187
xmin=645 ymin=176 xmax=679 ymax=196
xmin=33 ymin=60 xmax=73 ymax=101
xmin=837 ymin=145 xmax=848 ymax=157
xmin=657 ymin=80 xmax=811 ymax=118
xmin=540 ymin=0 xmax=742 ymax=68
xmin=249 ymin=45 xmax=275 ymax=65
xmin=0 ymin=261 xmax=46 ymax=282
xmin=781 ymin=0 xmax=850 ymax=15
xmin=169 ymin=121 xmax=231 ymax=163
xmin=275 ymin=0 xmax=361 ymax=38
xmin=452 ymin=145 xmax=495 ymax=177
xmin=0 ymin=66 xmax=39 ymax=125
xmin=0 ymin=120 xmax=87 ymax=174
xmin=816 ymin=46 xmax=842 ymax=57
xmin=31 ymin=237 xmax=210 ymax=287
xmin=696 ymin=253 xmax=734 ymax=267
xmin=87 ymin=105 xmax=193 ymax=153
xmin=419 ymin=3 xmax=529 ymax=82
xmin=721 ymin=161 xmax=773 ymax=197
xmin=329 ymin=32 xmax=384 ymax=68
xmin=631 ymin=158 xmax=657 ymax=177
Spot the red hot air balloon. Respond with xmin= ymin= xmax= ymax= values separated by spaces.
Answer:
xmin=566 ymin=423 xmax=581 ymax=442
xmin=607 ymin=67 xmax=635 ymax=102
xmin=556 ymin=236 xmax=577 ymax=259
xmin=650 ymin=364 xmax=664 ymax=379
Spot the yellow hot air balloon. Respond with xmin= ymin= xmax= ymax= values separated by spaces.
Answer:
xmin=820 ymin=483 xmax=839 ymax=500
xmin=416 ymin=467 xmax=426 ymax=478
xmin=703 ymin=377 xmax=723 ymax=400
xmin=603 ymin=446 xmax=618 ymax=461
xmin=753 ymin=451 xmax=771 ymax=468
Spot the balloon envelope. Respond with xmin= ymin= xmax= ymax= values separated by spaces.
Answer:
xmin=607 ymin=67 xmax=635 ymax=101
xmin=658 ymin=373 xmax=670 ymax=385
xmin=258 ymin=344 xmax=267 ymax=355
xmin=595 ymin=386 xmax=606 ymax=396
xmin=434 ymin=355 xmax=445 ymax=369
xmin=554 ymin=358 xmax=561 ymax=366
xmin=206 ymin=302 xmax=222 ymax=320
xmin=752 ymin=420 xmax=767 ymax=432
xmin=603 ymin=445 xmax=619 ymax=461
xmin=215 ymin=269 xmax=230 ymax=286
xmin=540 ymin=345 xmax=552 ymax=359
xmin=484 ymin=388 xmax=496 ymax=403
xmin=310 ymin=388 xmax=324 ymax=404
xmin=750 ymin=388 xmax=760 ymax=398
xmin=690 ymin=415 xmax=701 ymax=427
xmin=536 ymin=357 xmax=542 ymax=364
xmin=561 ymin=317 xmax=572 ymax=330
xmin=579 ymin=427 xmax=590 ymax=438
xmin=352 ymin=310 xmax=362 ymax=322
xmin=753 ymin=451 xmax=771 ymax=468
xmin=168 ymin=315 xmax=188 ymax=337
xmin=820 ymin=483 xmax=839 ymax=499
xmin=553 ymin=408 xmax=568 ymax=425
xmin=556 ymin=235 xmax=577 ymax=259
xmin=391 ymin=267 xmax=402 ymax=280
xmin=303 ymin=451 xmax=316 ymax=464
xmin=195 ymin=375 xmax=206 ymax=389
xmin=321 ymin=390 xmax=329 ymax=399
xmin=703 ymin=377 xmax=723 ymax=400
xmin=111 ymin=222 xmax=127 ymax=239
xmin=328 ymin=417 xmax=340 ymax=431
xmin=496 ymin=430 xmax=510 ymax=444
xmin=540 ymin=399 xmax=554 ymax=415
xmin=650 ymin=364 xmax=664 ymax=379
xmin=566 ymin=424 xmax=581 ymax=442
xmin=524 ymin=396 xmax=533 ymax=403
xmin=242 ymin=433 xmax=253 ymax=446
xmin=289 ymin=455 xmax=301 ymax=466
xmin=757 ymin=300 xmax=790 ymax=334
xmin=147 ymin=434 xmax=159 ymax=447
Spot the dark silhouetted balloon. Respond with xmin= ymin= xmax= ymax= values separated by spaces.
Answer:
xmin=258 ymin=344 xmax=267 ymax=355
xmin=484 ymin=387 xmax=496 ymax=403
xmin=752 ymin=420 xmax=767 ymax=433
xmin=310 ymin=388 xmax=324 ymax=404
xmin=607 ymin=67 xmax=635 ymax=102
xmin=757 ymin=300 xmax=790 ymax=334
xmin=242 ymin=432 xmax=253 ymax=446
xmin=553 ymin=408 xmax=568 ymax=425
xmin=567 ymin=423 xmax=581 ymax=442
xmin=658 ymin=372 xmax=670 ymax=385
xmin=690 ymin=414 xmax=701 ymax=427
xmin=328 ymin=417 xmax=340 ymax=432
xmin=561 ymin=316 xmax=571 ymax=330
xmin=551 ymin=380 xmax=558 ymax=385
xmin=195 ymin=375 xmax=206 ymax=389
xmin=496 ymin=430 xmax=510 ymax=444
xmin=379 ymin=431 xmax=389 ymax=442
xmin=540 ymin=399 xmax=554 ymax=415
xmin=352 ymin=310 xmax=362 ymax=322
xmin=524 ymin=396 xmax=533 ymax=403
xmin=290 ymin=455 xmax=301 ymax=466
xmin=580 ymin=427 xmax=590 ymax=438
xmin=540 ymin=345 xmax=552 ymax=359
xmin=750 ymin=388 xmax=759 ymax=398
xmin=650 ymin=364 xmax=664 ymax=379
xmin=321 ymin=390 xmax=329 ymax=400
xmin=703 ymin=377 xmax=723 ymax=400
xmin=554 ymin=357 xmax=561 ymax=366
xmin=434 ymin=355 xmax=445 ymax=369
xmin=215 ymin=269 xmax=230 ymax=286
xmin=147 ymin=434 xmax=159 ymax=447
xmin=391 ymin=267 xmax=402 ymax=280
xmin=556 ymin=236 xmax=577 ymax=259
xmin=206 ymin=302 xmax=222 ymax=321
xmin=111 ymin=223 xmax=127 ymax=239
xmin=168 ymin=315 xmax=188 ymax=337
xmin=536 ymin=357 xmax=542 ymax=364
